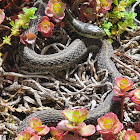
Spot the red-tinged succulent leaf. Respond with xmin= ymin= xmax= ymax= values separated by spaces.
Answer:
xmin=115 ymin=77 xmax=133 ymax=92
xmin=25 ymin=127 xmax=35 ymax=135
xmin=134 ymin=121 xmax=140 ymax=133
xmin=55 ymin=133 xmax=64 ymax=140
xmin=124 ymin=129 xmax=136 ymax=140
xmin=34 ymin=125 xmax=45 ymax=132
xmin=30 ymin=118 xmax=42 ymax=129
xmin=62 ymin=109 xmax=73 ymax=122
xmin=20 ymin=33 xmax=27 ymax=44
xmin=35 ymin=125 xmax=50 ymax=136
xmin=15 ymin=135 xmax=24 ymax=140
xmin=50 ymin=127 xmax=58 ymax=136
xmin=97 ymin=112 xmax=118 ymax=129
xmin=52 ymin=2 xmax=65 ymax=13
xmin=0 ymin=9 xmax=5 ymax=24
xmin=60 ymin=21 xmax=65 ymax=28
xmin=57 ymin=120 xmax=71 ymax=131
xmin=131 ymin=97 xmax=140 ymax=105
xmin=79 ymin=5 xmax=96 ymax=22
xmin=133 ymin=89 xmax=140 ymax=99
xmin=64 ymin=134 xmax=88 ymax=140
xmin=50 ymin=126 xmax=68 ymax=140
xmin=15 ymin=131 xmax=31 ymax=140
xmin=40 ymin=16 xmax=50 ymax=22
xmin=45 ymin=0 xmax=66 ymax=23
xmin=20 ymin=33 xmax=36 ymax=44
xmin=64 ymin=122 xmax=78 ymax=130
xmin=30 ymin=134 xmax=40 ymax=140
xmin=37 ymin=19 xmax=54 ymax=37
xmin=25 ymin=33 xmax=36 ymax=44
xmin=83 ymin=7 xmax=96 ymax=21
xmin=113 ymin=86 xmax=126 ymax=96
xmin=96 ymin=125 xmax=113 ymax=134
xmin=52 ymin=16 xmax=63 ymax=23
xmin=130 ymin=88 xmax=140 ymax=104
xmin=100 ymin=0 xmax=112 ymax=13
xmin=45 ymin=7 xmax=54 ymax=17
xmin=96 ymin=112 xmax=123 ymax=134
xmin=78 ymin=122 xmax=86 ymax=128
xmin=135 ymin=133 xmax=140 ymax=140
xmin=102 ymin=134 xmax=117 ymax=140
xmin=78 ymin=124 xmax=95 ymax=136
xmin=135 ymin=104 xmax=140 ymax=111
xmin=78 ymin=109 xmax=88 ymax=116
xmin=111 ymin=122 xmax=123 ymax=134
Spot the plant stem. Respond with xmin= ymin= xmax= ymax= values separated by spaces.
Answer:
xmin=0 ymin=42 xmax=5 ymax=48
xmin=120 ymin=95 xmax=125 ymax=121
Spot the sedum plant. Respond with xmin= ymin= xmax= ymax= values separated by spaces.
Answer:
xmin=101 ymin=0 xmax=137 ymax=39
xmin=0 ymin=9 xmax=5 ymax=24
xmin=15 ymin=131 xmax=40 ymax=140
xmin=25 ymin=118 xmax=50 ymax=136
xmin=37 ymin=16 xmax=54 ymax=37
xmin=113 ymin=77 xmax=133 ymax=120
xmin=113 ymin=77 xmax=133 ymax=96
xmin=96 ymin=112 xmax=123 ymax=140
xmin=79 ymin=0 xmax=112 ymax=22
xmin=20 ymin=32 xmax=37 ymax=44
xmin=50 ymin=109 xmax=95 ymax=140
xmin=45 ymin=0 xmax=66 ymax=23
xmin=15 ymin=118 xmax=50 ymax=140
xmin=124 ymin=129 xmax=140 ymax=140
xmin=50 ymin=127 xmax=68 ymax=140
xmin=128 ymin=88 xmax=140 ymax=111
xmin=0 ymin=7 xmax=37 ymax=47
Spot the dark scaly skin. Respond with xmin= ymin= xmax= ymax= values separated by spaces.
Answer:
xmin=17 ymin=40 xmax=121 ymax=133
xmin=17 ymin=0 xmax=121 ymax=133
xmin=20 ymin=0 xmax=105 ymax=72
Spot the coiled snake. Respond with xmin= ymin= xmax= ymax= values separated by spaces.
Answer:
xmin=17 ymin=0 xmax=121 ymax=133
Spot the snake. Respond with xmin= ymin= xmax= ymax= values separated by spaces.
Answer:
xmin=17 ymin=0 xmax=121 ymax=133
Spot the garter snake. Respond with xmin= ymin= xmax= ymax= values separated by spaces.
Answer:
xmin=17 ymin=0 xmax=121 ymax=134
xmin=20 ymin=0 xmax=105 ymax=71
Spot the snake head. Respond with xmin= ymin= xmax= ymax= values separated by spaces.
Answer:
xmin=73 ymin=19 xmax=105 ymax=39
xmin=86 ymin=23 xmax=105 ymax=39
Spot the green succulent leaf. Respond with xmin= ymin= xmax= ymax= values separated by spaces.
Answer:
xmin=18 ymin=14 xmax=24 ymax=19
xmin=10 ymin=21 xmax=15 ymax=27
xmin=23 ymin=7 xmax=37 ymax=19
xmin=30 ymin=15 xmax=37 ymax=19
xmin=3 ymin=36 xmax=11 ymax=45
xmin=102 ymin=21 xmax=112 ymax=36
xmin=22 ymin=24 xmax=29 ymax=29
xmin=77 ymin=114 xmax=87 ymax=125
xmin=62 ymin=109 xmax=74 ymax=122
xmin=113 ymin=0 xmax=118 ymax=5
xmin=11 ymin=27 xmax=19 ymax=36
xmin=64 ymin=122 xmax=78 ymax=130
xmin=126 ymin=0 xmax=137 ymax=7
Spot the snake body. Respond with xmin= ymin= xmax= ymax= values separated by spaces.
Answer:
xmin=20 ymin=0 xmax=105 ymax=72
xmin=18 ymin=0 xmax=121 ymax=133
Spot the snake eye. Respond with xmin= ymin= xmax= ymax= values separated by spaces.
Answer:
xmin=92 ymin=33 xmax=96 ymax=36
